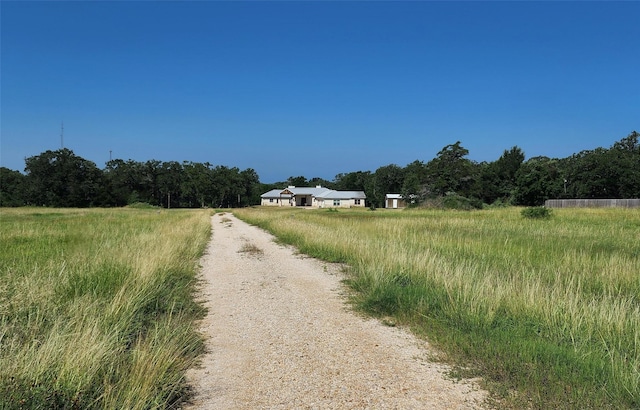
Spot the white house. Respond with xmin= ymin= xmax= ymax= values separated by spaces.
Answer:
xmin=261 ymin=186 xmax=366 ymax=208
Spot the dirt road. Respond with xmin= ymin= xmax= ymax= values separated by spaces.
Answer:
xmin=184 ymin=212 xmax=486 ymax=409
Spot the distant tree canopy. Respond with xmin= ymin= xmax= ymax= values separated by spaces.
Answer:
xmin=23 ymin=148 xmax=104 ymax=207
xmin=1 ymin=149 xmax=260 ymax=208
xmin=337 ymin=131 xmax=640 ymax=208
xmin=1 ymin=131 xmax=638 ymax=208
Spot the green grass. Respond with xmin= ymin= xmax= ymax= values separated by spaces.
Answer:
xmin=234 ymin=206 xmax=640 ymax=409
xmin=0 ymin=207 xmax=211 ymax=409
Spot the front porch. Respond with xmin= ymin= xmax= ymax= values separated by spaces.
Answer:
xmin=281 ymin=188 xmax=314 ymax=207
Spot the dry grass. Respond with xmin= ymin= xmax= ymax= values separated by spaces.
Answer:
xmin=238 ymin=242 xmax=264 ymax=256
xmin=234 ymin=206 xmax=640 ymax=409
xmin=0 ymin=207 xmax=212 ymax=409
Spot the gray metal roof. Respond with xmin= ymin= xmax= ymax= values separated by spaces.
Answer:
xmin=261 ymin=187 xmax=365 ymax=200
xmin=316 ymin=190 xmax=366 ymax=199
xmin=260 ymin=189 xmax=291 ymax=198
xmin=286 ymin=187 xmax=332 ymax=196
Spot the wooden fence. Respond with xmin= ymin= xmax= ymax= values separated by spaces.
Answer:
xmin=544 ymin=199 xmax=640 ymax=208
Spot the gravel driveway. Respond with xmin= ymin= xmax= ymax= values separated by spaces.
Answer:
xmin=184 ymin=212 xmax=487 ymax=409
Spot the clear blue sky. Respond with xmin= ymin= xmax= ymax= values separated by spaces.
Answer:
xmin=2 ymin=1 xmax=638 ymax=183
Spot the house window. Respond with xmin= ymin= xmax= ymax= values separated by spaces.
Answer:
xmin=333 ymin=199 xmax=341 ymax=206
xmin=269 ymin=198 xmax=274 ymax=203
xmin=354 ymin=199 xmax=361 ymax=205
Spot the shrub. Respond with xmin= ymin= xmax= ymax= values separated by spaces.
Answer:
xmin=442 ymin=193 xmax=483 ymax=210
xmin=521 ymin=206 xmax=552 ymax=219
xmin=127 ymin=202 xmax=159 ymax=209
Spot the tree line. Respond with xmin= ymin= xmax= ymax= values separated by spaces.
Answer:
xmin=276 ymin=131 xmax=640 ymax=209
xmin=1 ymin=131 xmax=638 ymax=208
xmin=0 ymin=150 xmax=261 ymax=208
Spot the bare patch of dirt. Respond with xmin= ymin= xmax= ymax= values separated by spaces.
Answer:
xmin=184 ymin=213 xmax=487 ymax=409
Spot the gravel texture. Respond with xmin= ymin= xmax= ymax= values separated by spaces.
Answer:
xmin=184 ymin=212 xmax=487 ymax=409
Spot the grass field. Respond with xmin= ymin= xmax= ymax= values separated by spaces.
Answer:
xmin=234 ymin=206 xmax=640 ymax=409
xmin=0 ymin=207 xmax=211 ymax=409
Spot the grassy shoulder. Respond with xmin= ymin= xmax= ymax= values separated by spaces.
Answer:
xmin=234 ymin=206 xmax=640 ymax=409
xmin=0 ymin=207 xmax=212 ymax=409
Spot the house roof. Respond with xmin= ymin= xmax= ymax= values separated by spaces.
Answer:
xmin=260 ymin=189 xmax=291 ymax=198
xmin=285 ymin=187 xmax=332 ymax=196
xmin=385 ymin=194 xmax=403 ymax=199
xmin=261 ymin=186 xmax=366 ymax=200
xmin=316 ymin=190 xmax=366 ymax=200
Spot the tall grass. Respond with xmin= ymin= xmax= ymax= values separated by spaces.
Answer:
xmin=234 ymin=206 xmax=640 ymax=409
xmin=0 ymin=207 xmax=211 ymax=409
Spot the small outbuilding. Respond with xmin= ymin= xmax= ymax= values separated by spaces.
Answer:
xmin=385 ymin=194 xmax=407 ymax=209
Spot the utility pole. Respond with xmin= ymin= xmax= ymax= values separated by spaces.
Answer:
xmin=60 ymin=122 xmax=64 ymax=148
xmin=109 ymin=150 xmax=112 ymax=161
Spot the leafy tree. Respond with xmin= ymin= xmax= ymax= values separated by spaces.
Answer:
xmin=104 ymin=159 xmax=146 ymax=206
xmin=369 ymin=164 xmax=405 ymax=208
xmin=333 ymin=171 xmax=371 ymax=192
xmin=400 ymin=173 xmax=421 ymax=207
xmin=287 ymin=175 xmax=307 ymax=187
xmin=24 ymin=148 xmax=104 ymax=207
xmin=612 ymin=131 xmax=640 ymax=198
xmin=181 ymin=161 xmax=213 ymax=208
xmin=426 ymin=141 xmax=476 ymax=197
xmin=563 ymin=148 xmax=621 ymax=199
xmin=613 ymin=130 xmax=639 ymax=152
xmin=513 ymin=156 xmax=563 ymax=206
xmin=478 ymin=146 xmax=525 ymax=204
xmin=142 ymin=160 xmax=163 ymax=206
xmin=401 ymin=160 xmax=429 ymax=204
xmin=308 ymin=176 xmax=334 ymax=189
xmin=210 ymin=165 xmax=243 ymax=208
xmin=0 ymin=167 xmax=26 ymax=206
xmin=157 ymin=161 xmax=183 ymax=208
xmin=239 ymin=168 xmax=261 ymax=206
xmin=559 ymin=132 xmax=639 ymax=200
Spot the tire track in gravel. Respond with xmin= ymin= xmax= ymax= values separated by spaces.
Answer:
xmin=184 ymin=212 xmax=487 ymax=409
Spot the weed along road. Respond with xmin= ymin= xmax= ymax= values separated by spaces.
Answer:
xmin=184 ymin=212 xmax=486 ymax=409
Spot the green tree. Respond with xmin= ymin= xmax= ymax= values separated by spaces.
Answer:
xmin=401 ymin=160 xmax=429 ymax=204
xmin=333 ymin=171 xmax=371 ymax=192
xmin=564 ymin=148 xmax=621 ymax=199
xmin=369 ymin=164 xmax=405 ymax=208
xmin=513 ymin=156 xmax=563 ymax=206
xmin=158 ymin=161 xmax=183 ymax=208
xmin=426 ymin=141 xmax=475 ymax=197
xmin=210 ymin=165 xmax=243 ymax=208
xmin=287 ymin=175 xmax=307 ymax=187
xmin=0 ymin=167 xmax=26 ymax=206
xmin=612 ymin=131 xmax=640 ymax=198
xmin=478 ymin=146 xmax=525 ymax=204
xmin=104 ymin=159 xmax=147 ymax=206
xmin=400 ymin=173 xmax=421 ymax=207
xmin=24 ymin=148 xmax=104 ymax=207
xmin=239 ymin=168 xmax=261 ymax=206
xmin=181 ymin=161 xmax=213 ymax=208
xmin=308 ymin=176 xmax=334 ymax=189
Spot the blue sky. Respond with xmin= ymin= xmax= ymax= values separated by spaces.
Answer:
xmin=2 ymin=1 xmax=638 ymax=183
